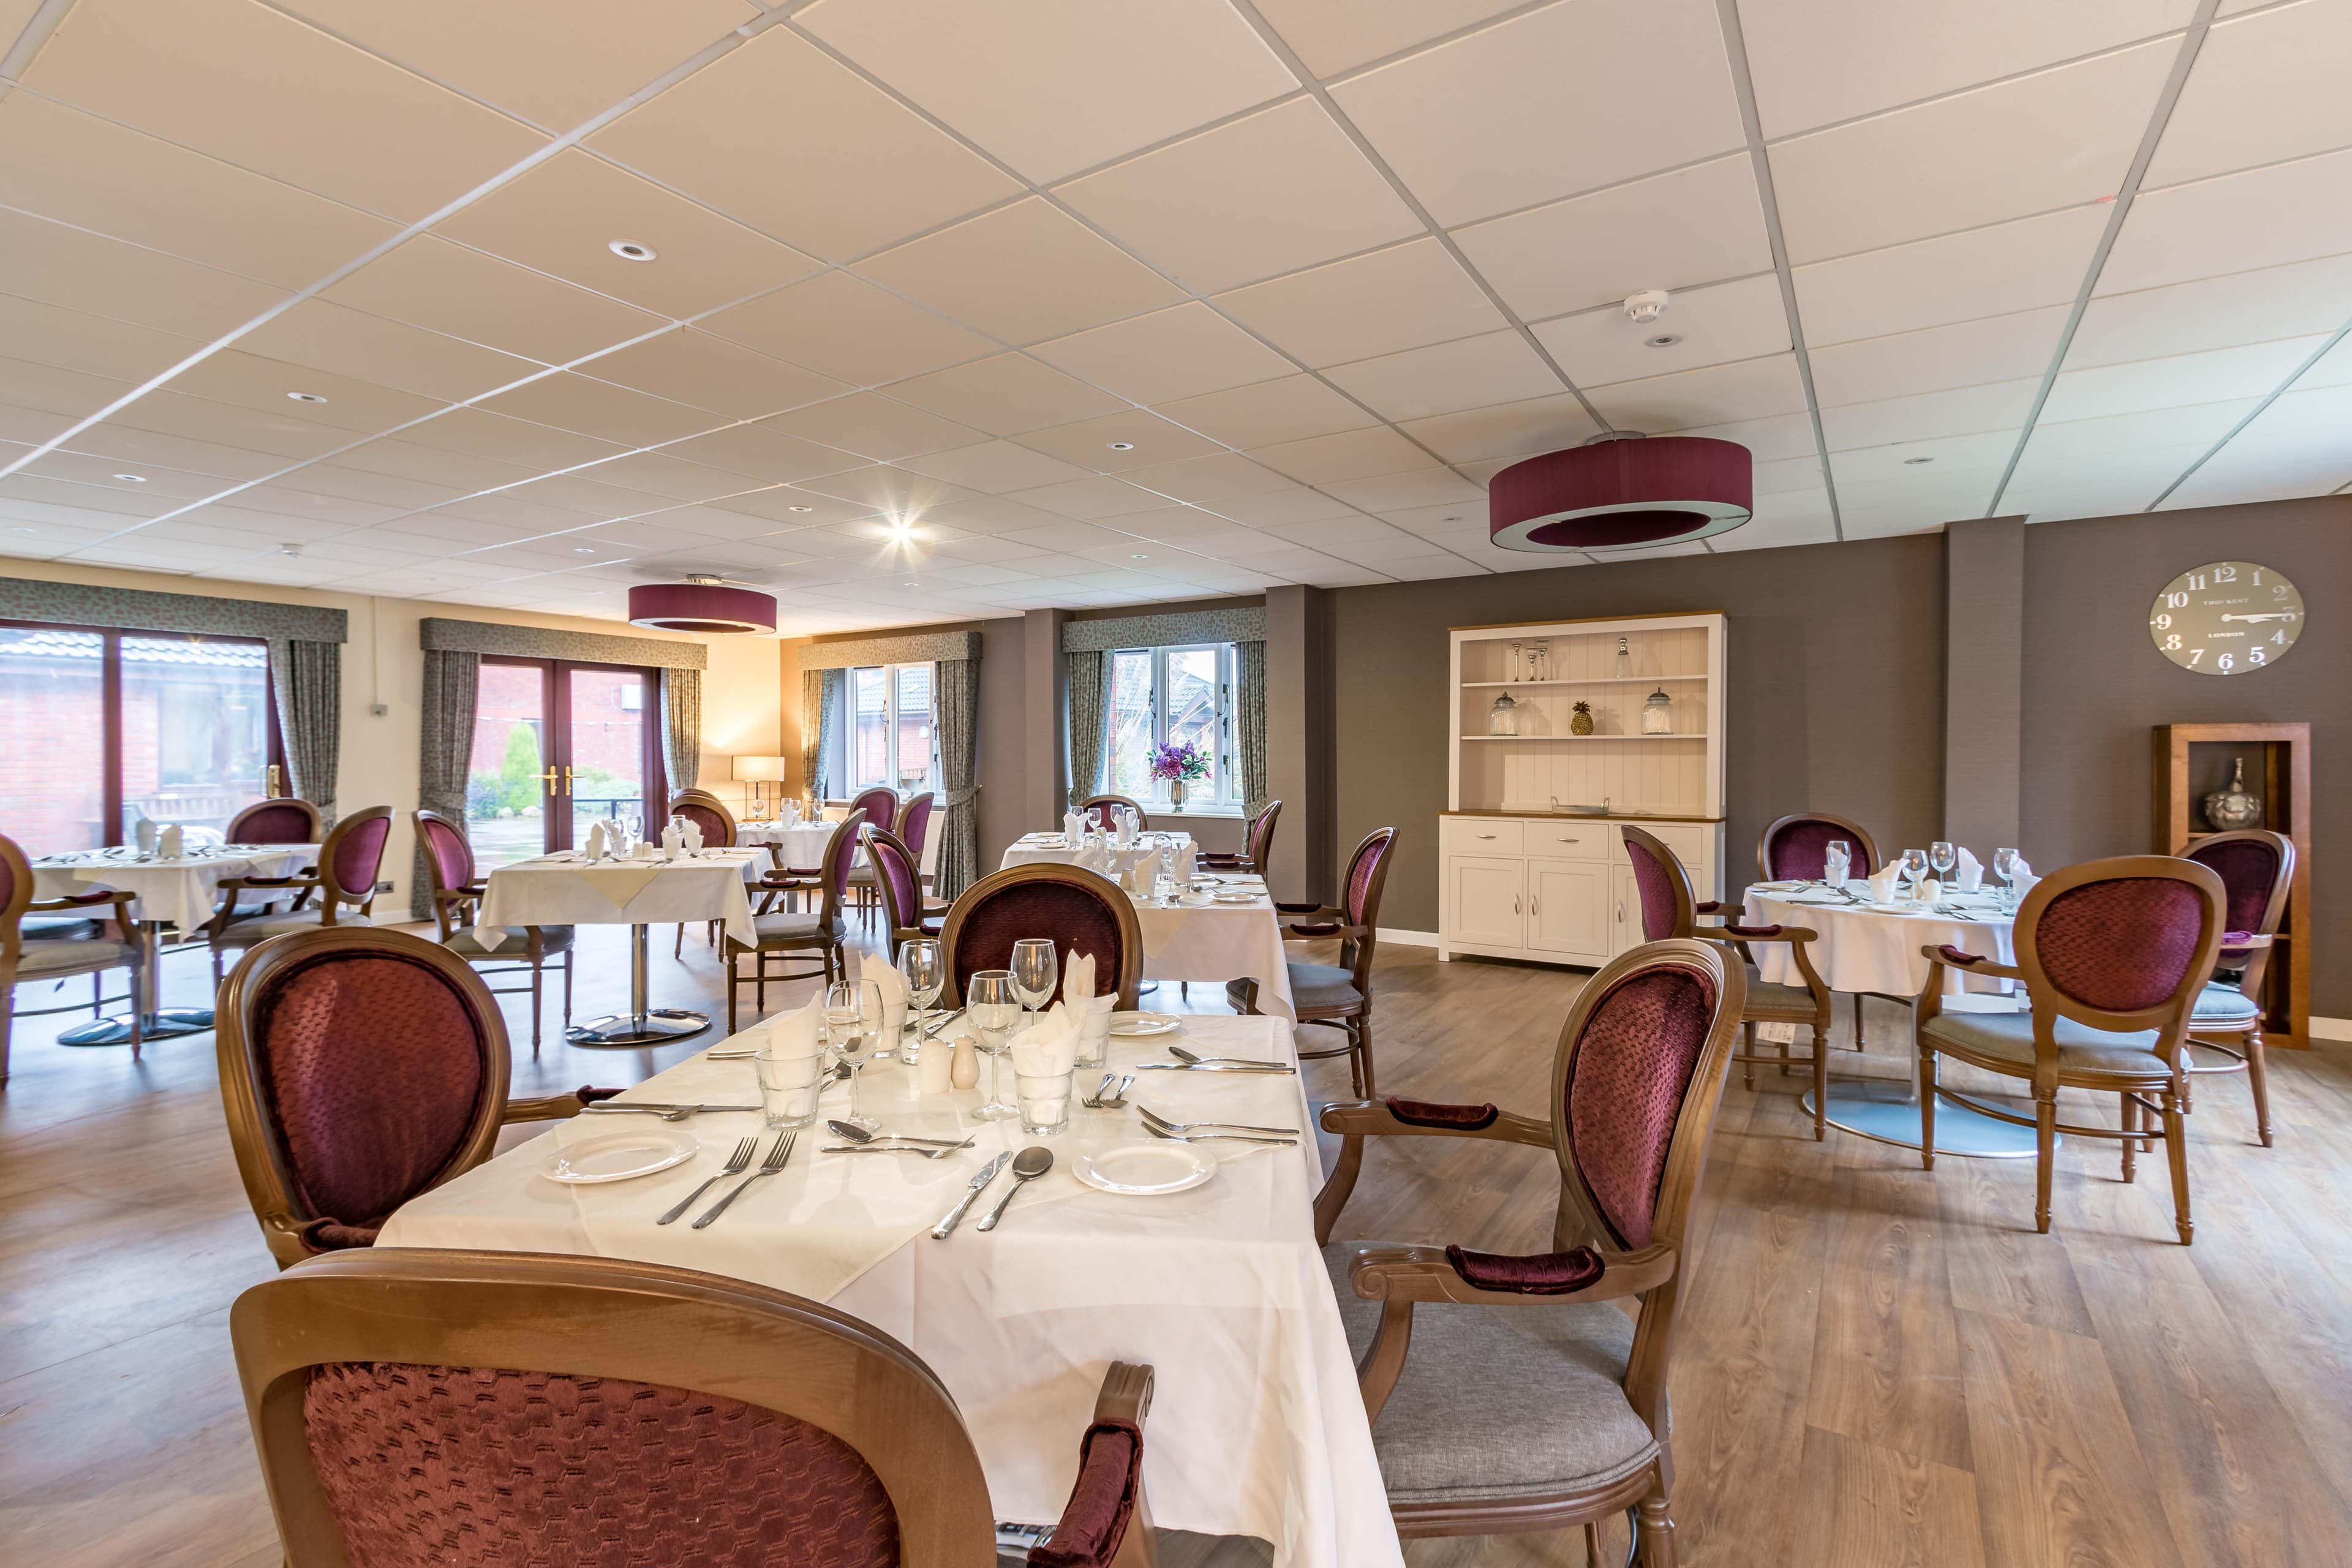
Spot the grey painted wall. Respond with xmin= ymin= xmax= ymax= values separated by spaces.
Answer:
xmin=2020 ymin=495 xmax=2348 ymax=1011
xmin=1327 ymin=535 xmax=1950 ymax=934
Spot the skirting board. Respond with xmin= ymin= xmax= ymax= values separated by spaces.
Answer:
xmin=2310 ymin=1016 xmax=2352 ymax=1042
xmin=1378 ymin=927 xmax=1442 ymax=948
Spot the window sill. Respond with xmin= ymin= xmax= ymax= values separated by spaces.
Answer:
xmin=1151 ymin=804 xmax=1243 ymax=821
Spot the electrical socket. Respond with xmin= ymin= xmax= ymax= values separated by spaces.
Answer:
xmin=374 ymin=880 xmax=394 ymax=893
xmin=369 ymin=703 xmax=389 ymax=717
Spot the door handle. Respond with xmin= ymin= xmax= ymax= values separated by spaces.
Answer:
xmin=562 ymin=765 xmax=574 ymax=796
xmin=535 ymin=769 xmax=558 ymax=793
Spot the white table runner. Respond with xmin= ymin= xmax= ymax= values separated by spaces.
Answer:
xmin=479 ymin=850 xmax=763 ymax=946
xmin=379 ymin=1014 xmax=1400 ymax=1568
xmin=31 ymin=845 xmax=317 ymax=937
xmin=1744 ymin=880 xmax=2016 ymax=997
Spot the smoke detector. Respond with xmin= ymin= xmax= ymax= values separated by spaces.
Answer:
xmin=1623 ymin=289 xmax=1671 ymax=325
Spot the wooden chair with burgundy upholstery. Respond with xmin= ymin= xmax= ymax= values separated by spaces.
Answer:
xmin=896 ymin=790 xmax=937 ymax=873
xmin=841 ymin=785 xmax=900 ymax=927
xmin=217 ymin=795 xmax=328 ymax=920
xmin=412 ymin=809 xmax=575 ymax=1053
xmin=938 ymin=862 xmax=1143 ymax=1009
xmin=863 ymin=823 xmax=947 ymax=964
xmin=215 ymin=926 xmax=619 ymax=1268
xmin=1757 ymin=810 xmax=1881 ymax=1049
xmin=1 ymin=831 xmax=146 ymax=1080
xmin=2179 ymin=829 xmax=2293 ymax=1145
xmin=1231 ymin=826 xmax=1398 ymax=1098
xmin=206 ymin=805 xmax=393 ymax=988
xmin=1311 ymin=938 xmax=1743 ymax=1566
xmin=1197 ymin=797 xmax=1280 ymax=876
xmin=1080 ymin=794 xmax=1150 ymax=831
xmin=722 ymin=809 xmax=864 ymax=1032
xmin=666 ymin=790 xmax=739 ymax=957
xmin=232 ymin=1248 xmax=1161 ymax=1568
xmin=1625 ymin=825 xmax=1836 ymax=1139
xmin=1915 ymin=854 xmax=2224 ymax=1244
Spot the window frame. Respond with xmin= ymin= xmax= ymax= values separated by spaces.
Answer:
xmin=1107 ymin=640 xmax=1240 ymax=814
xmin=843 ymin=660 xmax=938 ymax=796
xmin=0 ymin=617 xmax=285 ymax=848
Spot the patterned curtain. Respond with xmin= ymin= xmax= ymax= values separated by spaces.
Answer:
xmin=1066 ymin=649 xmax=1107 ymax=810
xmin=1236 ymin=638 xmax=1268 ymax=823
xmin=412 ymin=648 xmax=479 ymax=918
xmin=799 ymin=668 xmax=825 ymax=802
xmin=660 ymin=666 xmax=701 ymax=793
xmin=817 ymin=668 xmax=845 ymax=799
xmin=935 ymin=656 xmax=979 ymax=899
xmin=273 ymin=638 xmax=342 ymax=830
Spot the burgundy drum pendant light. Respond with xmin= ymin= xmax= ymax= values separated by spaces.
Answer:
xmin=628 ymin=576 xmax=777 ymax=634
xmin=1489 ymin=432 xmax=1752 ymax=552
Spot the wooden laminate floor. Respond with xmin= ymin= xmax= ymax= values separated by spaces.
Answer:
xmin=4 ymin=922 xmax=2348 ymax=1567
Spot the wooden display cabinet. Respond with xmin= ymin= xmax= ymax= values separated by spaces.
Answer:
xmin=2152 ymin=722 xmax=2310 ymax=1046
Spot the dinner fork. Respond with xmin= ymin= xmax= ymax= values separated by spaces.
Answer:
xmin=1136 ymin=1105 xmax=1300 ymax=1138
xmin=656 ymin=1137 xmax=755 ymax=1225
xmin=691 ymin=1131 xmax=796 ymax=1228
xmin=1144 ymin=1122 xmax=1297 ymax=1147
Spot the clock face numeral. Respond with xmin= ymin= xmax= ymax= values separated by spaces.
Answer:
xmin=2148 ymin=560 xmax=2304 ymax=676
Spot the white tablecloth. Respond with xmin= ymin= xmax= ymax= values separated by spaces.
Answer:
xmin=479 ymin=850 xmax=764 ymax=947
xmin=1003 ymin=832 xmax=1195 ymax=878
xmin=1744 ymin=880 xmax=2015 ymax=997
xmin=1139 ymin=891 xmax=1297 ymax=1027
xmin=736 ymin=821 xmax=839 ymax=870
xmin=30 ymin=845 xmax=317 ymax=936
xmin=379 ymin=1014 xmax=1402 ymax=1568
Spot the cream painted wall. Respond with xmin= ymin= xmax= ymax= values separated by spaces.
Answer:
xmin=0 ymin=560 xmax=783 ymax=908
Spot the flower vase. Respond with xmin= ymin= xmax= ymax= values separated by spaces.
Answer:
xmin=1169 ymin=779 xmax=1187 ymax=812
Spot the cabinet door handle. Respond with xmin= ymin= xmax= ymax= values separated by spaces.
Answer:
xmin=1529 ymin=897 xmax=1539 ymax=916
xmin=1513 ymin=895 xmax=1521 ymax=914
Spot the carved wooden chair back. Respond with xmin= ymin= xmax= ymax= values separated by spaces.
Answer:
xmin=1620 ymin=824 xmax=1699 ymax=940
xmin=862 ymin=823 xmax=929 ymax=960
xmin=227 ymin=797 xmax=323 ymax=844
xmin=2184 ymin=829 xmax=2293 ymax=995
xmin=849 ymin=786 xmax=900 ymax=842
xmin=2008 ymin=856 xmax=2223 ymax=1077
xmin=895 ymin=791 xmax=936 ymax=862
xmin=1756 ymin=812 xmax=1878 ymax=884
xmin=940 ymin=862 xmax=1143 ymax=1009
xmin=666 ymin=789 xmax=738 ymax=849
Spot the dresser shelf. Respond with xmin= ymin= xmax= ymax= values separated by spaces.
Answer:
xmin=1460 ymin=733 xmax=1704 ymax=742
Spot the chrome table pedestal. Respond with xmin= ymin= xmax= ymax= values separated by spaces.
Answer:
xmin=56 ymin=921 xmax=213 ymax=1045
xmin=565 ymin=923 xmax=709 ymax=1047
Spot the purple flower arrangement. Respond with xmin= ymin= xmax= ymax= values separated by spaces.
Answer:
xmin=1148 ymin=740 xmax=1209 ymax=783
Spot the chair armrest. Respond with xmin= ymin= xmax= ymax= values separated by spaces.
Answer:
xmin=1920 ymin=944 xmax=2024 ymax=982
xmin=29 ymin=890 xmax=126 ymax=913
xmin=1029 ymin=1363 xmax=1154 ymax=1568
xmin=2219 ymin=932 xmax=2272 ymax=951
xmin=502 ymin=1085 xmax=622 ymax=1122
xmin=1319 ymin=1097 xmax=1553 ymax=1147
xmin=1695 ymin=921 xmax=1820 ymax=944
xmin=1274 ymin=900 xmax=1338 ymax=918
xmin=1694 ymin=899 xmax=1722 ymax=914
xmin=215 ymin=872 xmax=318 ymax=892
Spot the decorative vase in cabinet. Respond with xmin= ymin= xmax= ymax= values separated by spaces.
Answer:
xmin=1487 ymin=691 xmax=1520 ymax=737
xmin=1641 ymin=688 xmax=1675 ymax=735
xmin=2202 ymin=756 xmax=2263 ymax=831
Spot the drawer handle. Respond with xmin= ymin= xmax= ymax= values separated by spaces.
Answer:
xmin=1476 ymin=833 xmax=1496 ymax=840
xmin=1556 ymin=837 xmax=1580 ymax=843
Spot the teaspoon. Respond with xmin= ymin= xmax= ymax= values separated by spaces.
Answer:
xmin=973 ymin=1146 xmax=1052 ymax=1231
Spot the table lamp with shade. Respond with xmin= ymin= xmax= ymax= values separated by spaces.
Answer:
xmin=731 ymin=755 xmax=786 ymax=820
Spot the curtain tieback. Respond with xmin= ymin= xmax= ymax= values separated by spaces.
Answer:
xmin=941 ymin=787 xmax=978 ymax=807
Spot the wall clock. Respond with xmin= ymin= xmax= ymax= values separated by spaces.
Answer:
xmin=2148 ymin=560 xmax=2303 ymax=676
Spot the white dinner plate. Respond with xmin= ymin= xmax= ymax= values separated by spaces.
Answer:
xmin=1109 ymin=1011 xmax=1182 ymax=1036
xmin=541 ymin=1131 xmax=700 ymax=1184
xmin=1211 ymin=890 xmax=1258 ymax=904
xmin=1075 ymin=1141 xmax=1216 ymax=1196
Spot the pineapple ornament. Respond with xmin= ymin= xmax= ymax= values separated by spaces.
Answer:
xmin=1570 ymin=700 xmax=1594 ymax=736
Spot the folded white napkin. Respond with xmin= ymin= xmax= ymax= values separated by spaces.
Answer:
xmin=1064 ymin=951 xmax=1113 ymax=1068
xmin=2009 ymin=857 xmax=2039 ymax=902
xmin=681 ymin=818 xmax=704 ymax=852
xmin=1074 ymin=842 xmax=1112 ymax=879
xmin=1954 ymin=846 xmax=1983 ymax=892
xmin=1063 ymin=949 xmax=1095 ymax=1006
xmin=660 ymin=820 xmax=684 ymax=856
xmin=1064 ymin=810 xmax=1084 ymax=842
xmin=1129 ymin=846 xmax=1163 ymax=893
xmin=158 ymin=824 xmax=185 ymax=859
xmin=767 ymin=992 xmax=825 ymax=1059
xmin=779 ymin=801 xmax=801 ymax=827
xmin=584 ymin=820 xmax=608 ymax=859
xmin=1866 ymin=862 xmax=1905 ymax=903
xmin=866 ymin=961 xmax=908 ymax=1040
xmin=1009 ymin=1001 xmax=1079 ymax=1078
xmin=1177 ymin=840 xmax=1197 ymax=880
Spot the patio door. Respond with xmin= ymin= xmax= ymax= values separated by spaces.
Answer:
xmin=467 ymin=658 xmax=665 ymax=868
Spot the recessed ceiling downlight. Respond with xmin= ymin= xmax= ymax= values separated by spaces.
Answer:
xmin=1902 ymin=456 xmax=1936 ymax=466
xmin=1107 ymin=441 xmax=1136 ymax=451
xmin=1645 ymin=334 xmax=1681 ymax=348
xmin=609 ymin=240 xmax=657 ymax=262
xmin=286 ymin=391 xmax=328 ymax=404
xmin=787 ymin=505 xmax=814 ymax=513
xmin=113 ymin=473 xmax=146 ymax=483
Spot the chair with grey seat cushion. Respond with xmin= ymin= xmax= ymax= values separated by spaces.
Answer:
xmin=2177 ymin=829 xmax=2293 ymax=1147
xmin=1312 ymin=938 xmax=1742 ymax=1564
xmin=1 ymin=831 xmax=148 ymax=1080
xmin=1229 ymin=826 xmax=1397 ymax=1096
xmin=412 ymin=809 xmax=573 ymax=1054
xmin=205 ymin=807 xmax=393 ymax=986
xmin=1915 ymin=854 xmax=2223 ymax=1245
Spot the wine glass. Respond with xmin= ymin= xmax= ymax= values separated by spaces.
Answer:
xmin=1822 ymin=839 xmax=1852 ymax=889
xmin=1992 ymin=848 xmax=2020 ymax=913
xmin=967 ymin=971 xmax=1022 ymax=1121
xmin=1011 ymin=938 xmax=1058 ymax=1030
xmin=825 ymin=979 xmax=880 ymax=1131
xmin=1899 ymin=848 xmax=1928 ymax=897
xmin=1152 ymin=870 xmax=1177 ymax=907
xmin=901 ymin=938 xmax=943 ymax=1066
xmin=1929 ymin=841 xmax=1957 ymax=888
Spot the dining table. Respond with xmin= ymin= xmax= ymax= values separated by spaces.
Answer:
xmin=1134 ymin=875 xmax=1298 ymax=1028
xmin=735 ymin=818 xmax=846 ymax=873
xmin=1743 ymin=877 xmax=2036 ymax=1157
xmin=378 ymin=1011 xmax=1405 ymax=1568
xmin=478 ymin=848 xmax=764 ymax=1047
xmin=29 ymin=842 xmax=317 ymax=1045
xmin=1001 ymin=830 xmax=1196 ymax=878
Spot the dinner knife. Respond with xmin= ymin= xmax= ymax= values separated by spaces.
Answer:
xmin=580 ymin=1102 xmax=761 ymax=1115
xmin=1131 ymin=1062 xmax=1296 ymax=1074
xmin=931 ymin=1152 xmax=1011 ymax=1239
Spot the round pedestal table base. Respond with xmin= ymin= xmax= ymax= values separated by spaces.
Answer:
xmin=1804 ymin=1079 xmax=2051 ymax=1158
xmin=566 ymin=1008 xmax=710 ymax=1048
xmin=56 ymin=1007 xmax=216 ymax=1046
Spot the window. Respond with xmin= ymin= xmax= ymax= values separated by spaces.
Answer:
xmin=0 ymin=620 xmax=279 ymax=851
xmin=847 ymin=663 xmax=935 ymax=794
xmin=1105 ymin=643 xmax=1238 ymax=812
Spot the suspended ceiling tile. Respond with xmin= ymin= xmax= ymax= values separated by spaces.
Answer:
xmin=1808 ymin=306 xmax=2068 ymax=405
xmin=393 ymin=404 xmax=630 ymax=471
xmin=277 ymin=461 xmax=469 ymax=512
xmin=164 ymin=350 xmax=451 ymax=441
xmin=1583 ymin=352 xmax=1811 ymax=432
xmin=1214 ymin=238 xmax=1505 ymax=369
xmin=2016 ymin=398 xmax=2260 ymax=462
xmin=1250 ymin=0 xmax=1525 ymax=78
xmin=705 ymin=488 xmax=875 ymax=527
xmin=1740 ymin=0 xmax=2195 ymax=138
xmin=1199 ymin=487 xmax=1364 ymax=528
xmin=1452 ymin=155 xmax=1773 ymax=324
xmin=1322 ymin=330 xmax=1561 ymax=423
xmin=1330 ymin=0 xmax=1744 ymax=227
xmin=0 ymin=91 xmax=399 ymax=290
xmin=238 ymin=300 xmax=543 ymax=403
xmin=1247 ymin=424 xmax=1431 ymax=485
xmin=1011 ymin=409 xmax=1224 ymax=472
xmin=1319 ymin=467 xmax=1483 ymax=511
xmin=578 ymin=329 xmax=851 ymax=420
xmin=26 ymin=0 xmax=548 ymax=222
xmin=324 ymin=434 xmax=547 ymax=492
xmin=323 ymin=235 xmax=669 ymax=366
xmin=1030 ymin=303 xmax=1295 ymax=407
xmin=699 ymin=270 xmax=997 ymax=388
xmin=1153 ymin=375 xmax=1377 ymax=450
xmin=2038 ymin=337 xmax=2329 ymax=424
xmin=1817 ymin=378 xmax=2040 ymax=450
xmin=109 ymin=389 xmax=353 ymax=462
xmin=1771 ymin=41 xmax=2172 ymax=265
xmin=1115 ymin=508 xmax=1292 ymax=556
xmin=882 ymin=353 xmax=1126 ymax=439
xmin=0 ymin=209 xmax=289 ymax=342
xmin=2143 ymin=0 xmax=2352 ymax=189
xmin=1002 ymin=475 xmax=1173 ymax=521
xmin=1370 ymin=552 xmax=1486 ymax=581
xmin=435 ymin=151 xmax=820 ymax=320
xmin=800 ymin=0 xmax=1297 ymax=184
xmin=270 ymin=0 xmax=758 ymax=130
xmin=2068 ymin=252 xmax=2352 ymax=370
xmin=880 ymin=494 xmax=1065 ymax=535
xmin=1534 ymin=274 xmax=1790 ymax=388
xmin=760 ymin=392 xmax=986 ymax=463
xmin=1058 ymin=98 xmax=1420 ymax=295
xmin=0 ymin=295 xmax=203 ymax=386
xmin=1119 ymin=451 xmax=1295 ymax=505
xmin=0 ymin=473 xmax=182 ymax=520
xmin=895 ymin=440 xmax=1097 ymax=495
xmin=857 ymin=198 xmax=1187 ymax=347
xmin=1396 ymin=393 xmax=1602 ymax=466
xmin=2097 ymin=145 xmax=2352 ymax=295
xmin=1793 ymin=205 xmax=2109 ymax=346
xmin=1827 ymin=429 xmax=2020 ymax=484
xmin=13 ymin=447 xmax=230 ymax=502
xmin=662 ymin=423 xmax=864 ymax=485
